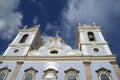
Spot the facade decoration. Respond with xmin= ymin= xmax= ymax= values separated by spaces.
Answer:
xmin=0 ymin=23 xmax=120 ymax=80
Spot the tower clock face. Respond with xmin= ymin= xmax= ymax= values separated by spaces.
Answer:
xmin=93 ymin=48 xmax=99 ymax=52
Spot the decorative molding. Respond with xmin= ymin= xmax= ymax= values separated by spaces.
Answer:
xmin=83 ymin=61 xmax=91 ymax=64
xmin=96 ymin=67 xmax=111 ymax=73
xmin=44 ymin=68 xmax=58 ymax=73
xmin=24 ymin=67 xmax=38 ymax=73
xmin=17 ymin=61 xmax=24 ymax=64
xmin=0 ymin=66 xmax=11 ymax=72
xmin=64 ymin=67 xmax=79 ymax=73
xmin=0 ymin=55 xmax=117 ymax=61
xmin=109 ymin=61 xmax=117 ymax=64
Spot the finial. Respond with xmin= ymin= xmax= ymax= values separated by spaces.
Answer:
xmin=93 ymin=22 xmax=96 ymax=27
xmin=55 ymin=30 xmax=59 ymax=38
xmin=37 ymin=24 xmax=40 ymax=27
xmin=78 ymin=22 xmax=81 ymax=26
xmin=23 ymin=25 xmax=28 ymax=29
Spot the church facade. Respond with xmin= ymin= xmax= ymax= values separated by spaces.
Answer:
xmin=0 ymin=23 xmax=120 ymax=80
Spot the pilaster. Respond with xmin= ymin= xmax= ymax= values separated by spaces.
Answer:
xmin=110 ymin=61 xmax=120 ymax=80
xmin=83 ymin=61 xmax=92 ymax=80
xmin=10 ymin=61 xmax=24 ymax=80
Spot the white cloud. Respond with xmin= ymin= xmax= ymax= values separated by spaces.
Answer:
xmin=42 ymin=35 xmax=53 ymax=44
xmin=58 ymin=0 xmax=120 ymax=48
xmin=45 ymin=22 xmax=57 ymax=32
xmin=0 ymin=0 xmax=22 ymax=39
xmin=61 ymin=0 xmax=120 ymax=39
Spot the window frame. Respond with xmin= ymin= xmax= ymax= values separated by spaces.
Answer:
xmin=22 ymin=67 xmax=38 ymax=80
xmin=43 ymin=68 xmax=58 ymax=80
xmin=0 ymin=66 xmax=11 ymax=80
xmin=64 ymin=67 xmax=79 ymax=80
xmin=87 ymin=31 xmax=96 ymax=41
xmin=96 ymin=67 xmax=113 ymax=80
xmin=99 ymin=72 xmax=111 ymax=80
xmin=19 ymin=34 xmax=29 ymax=43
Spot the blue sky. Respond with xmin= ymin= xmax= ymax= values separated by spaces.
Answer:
xmin=0 ymin=0 xmax=120 ymax=66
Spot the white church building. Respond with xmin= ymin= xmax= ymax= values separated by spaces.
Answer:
xmin=0 ymin=23 xmax=120 ymax=80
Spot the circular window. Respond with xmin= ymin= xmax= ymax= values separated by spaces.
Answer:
xmin=14 ymin=49 xmax=19 ymax=53
xmin=93 ymin=48 xmax=99 ymax=52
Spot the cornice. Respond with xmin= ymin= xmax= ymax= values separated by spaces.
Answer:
xmin=17 ymin=61 xmax=24 ymax=64
xmin=79 ymin=42 xmax=108 ymax=45
xmin=77 ymin=26 xmax=101 ymax=30
xmin=9 ymin=44 xmax=31 ymax=46
xmin=0 ymin=55 xmax=116 ymax=62
xmin=18 ymin=28 xmax=39 ymax=32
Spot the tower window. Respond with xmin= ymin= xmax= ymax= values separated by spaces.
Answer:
xmin=19 ymin=34 xmax=29 ymax=43
xmin=88 ymin=32 xmax=96 ymax=41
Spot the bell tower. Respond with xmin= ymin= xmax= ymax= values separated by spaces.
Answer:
xmin=3 ymin=25 xmax=42 ymax=56
xmin=77 ymin=22 xmax=112 ymax=55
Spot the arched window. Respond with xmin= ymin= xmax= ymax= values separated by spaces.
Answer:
xmin=44 ymin=72 xmax=55 ymax=80
xmin=24 ymin=72 xmax=33 ymax=80
xmin=0 ymin=71 xmax=6 ymax=80
xmin=23 ymin=67 xmax=38 ymax=80
xmin=43 ymin=68 xmax=58 ymax=80
xmin=0 ymin=66 xmax=11 ymax=80
xmin=96 ymin=67 xmax=112 ymax=80
xmin=64 ymin=67 xmax=79 ymax=80
xmin=68 ymin=73 xmax=76 ymax=80
xmin=88 ymin=32 xmax=96 ymax=41
xmin=100 ymin=72 xmax=111 ymax=80
xmin=19 ymin=34 xmax=29 ymax=43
